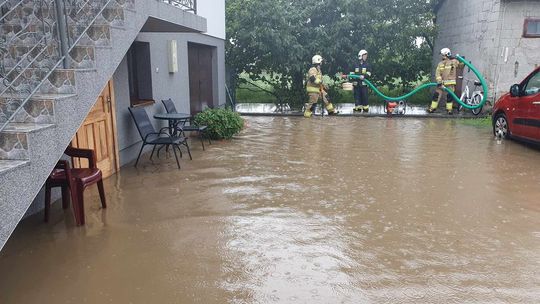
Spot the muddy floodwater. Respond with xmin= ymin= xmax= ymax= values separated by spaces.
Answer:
xmin=1 ymin=116 xmax=540 ymax=303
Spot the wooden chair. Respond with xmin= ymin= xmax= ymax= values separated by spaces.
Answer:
xmin=44 ymin=146 xmax=106 ymax=225
xmin=161 ymin=98 xmax=211 ymax=150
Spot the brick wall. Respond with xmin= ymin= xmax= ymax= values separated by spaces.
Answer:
xmin=493 ymin=1 xmax=540 ymax=97
xmin=433 ymin=0 xmax=502 ymax=100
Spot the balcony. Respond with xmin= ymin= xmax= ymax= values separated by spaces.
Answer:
xmin=161 ymin=0 xmax=196 ymax=14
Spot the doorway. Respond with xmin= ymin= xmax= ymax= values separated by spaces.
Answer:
xmin=188 ymin=43 xmax=215 ymax=114
xmin=72 ymin=80 xmax=119 ymax=178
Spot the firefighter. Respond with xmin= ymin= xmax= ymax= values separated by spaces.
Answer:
xmin=352 ymin=50 xmax=372 ymax=113
xmin=427 ymin=48 xmax=464 ymax=115
xmin=304 ymin=54 xmax=338 ymax=118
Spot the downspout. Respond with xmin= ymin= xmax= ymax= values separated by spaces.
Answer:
xmin=493 ymin=1 xmax=508 ymax=101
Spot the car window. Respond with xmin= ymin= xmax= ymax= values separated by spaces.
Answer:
xmin=524 ymin=71 xmax=540 ymax=96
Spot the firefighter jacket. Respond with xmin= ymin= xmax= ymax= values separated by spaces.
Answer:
xmin=306 ymin=66 xmax=323 ymax=94
xmin=352 ymin=61 xmax=372 ymax=87
xmin=435 ymin=58 xmax=464 ymax=86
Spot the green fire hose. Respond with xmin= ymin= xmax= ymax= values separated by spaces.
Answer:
xmin=346 ymin=55 xmax=488 ymax=110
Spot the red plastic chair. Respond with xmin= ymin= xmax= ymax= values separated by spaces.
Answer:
xmin=44 ymin=146 xmax=106 ymax=225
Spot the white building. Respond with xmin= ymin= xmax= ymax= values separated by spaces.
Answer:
xmin=434 ymin=0 xmax=540 ymax=100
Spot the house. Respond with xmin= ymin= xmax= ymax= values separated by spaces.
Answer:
xmin=0 ymin=0 xmax=225 ymax=250
xmin=433 ymin=0 xmax=540 ymax=100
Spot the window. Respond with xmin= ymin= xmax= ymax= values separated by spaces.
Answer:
xmin=127 ymin=41 xmax=154 ymax=106
xmin=523 ymin=19 xmax=540 ymax=38
xmin=524 ymin=71 xmax=540 ymax=96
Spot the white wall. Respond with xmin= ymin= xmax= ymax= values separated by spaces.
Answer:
xmin=113 ymin=32 xmax=226 ymax=166
xmin=493 ymin=1 xmax=540 ymax=96
xmin=433 ymin=0 xmax=502 ymax=100
xmin=434 ymin=0 xmax=540 ymax=100
xmin=197 ymin=0 xmax=225 ymax=39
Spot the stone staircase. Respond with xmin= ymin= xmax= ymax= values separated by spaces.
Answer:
xmin=0 ymin=0 xmax=206 ymax=250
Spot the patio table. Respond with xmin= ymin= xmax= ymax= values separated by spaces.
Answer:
xmin=153 ymin=112 xmax=191 ymax=158
xmin=153 ymin=112 xmax=191 ymax=135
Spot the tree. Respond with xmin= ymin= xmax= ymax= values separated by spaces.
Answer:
xmin=226 ymin=0 xmax=437 ymax=109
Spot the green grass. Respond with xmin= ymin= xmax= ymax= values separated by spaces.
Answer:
xmin=236 ymin=85 xmax=277 ymax=103
xmin=235 ymin=74 xmax=277 ymax=104
xmin=235 ymin=73 xmax=433 ymax=106
xmin=236 ymin=85 xmax=433 ymax=105
xmin=457 ymin=116 xmax=492 ymax=128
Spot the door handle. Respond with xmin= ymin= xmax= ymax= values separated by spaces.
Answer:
xmin=533 ymin=101 xmax=540 ymax=105
xmin=106 ymin=96 xmax=112 ymax=112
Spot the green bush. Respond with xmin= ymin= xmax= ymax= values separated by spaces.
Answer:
xmin=193 ymin=108 xmax=244 ymax=140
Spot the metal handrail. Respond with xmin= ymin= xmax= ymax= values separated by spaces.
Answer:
xmin=0 ymin=0 xmax=57 ymax=129
xmin=0 ymin=0 xmax=117 ymax=132
xmin=65 ymin=0 xmax=115 ymax=55
xmin=161 ymin=0 xmax=196 ymax=13
xmin=1 ymin=0 xmax=197 ymax=132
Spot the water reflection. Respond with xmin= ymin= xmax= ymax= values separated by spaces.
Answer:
xmin=1 ymin=117 xmax=539 ymax=303
xmin=236 ymin=103 xmax=479 ymax=116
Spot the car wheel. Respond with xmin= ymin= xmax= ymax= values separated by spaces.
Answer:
xmin=493 ymin=113 xmax=509 ymax=139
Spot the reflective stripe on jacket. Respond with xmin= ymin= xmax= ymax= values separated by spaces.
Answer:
xmin=306 ymin=66 xmax=322 ymax=93
xmin=353 ymin=61 xmax=372 ymax=86
xmin=435 ymin=58 xmax=463 ymax=85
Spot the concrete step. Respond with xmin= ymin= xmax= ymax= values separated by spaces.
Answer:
xmin=1 ymin=44 xmax=60 ymax=73
xmin=0 ymin=68 xmax=77 ymax=95
xmin=0 ymin=159 xmax=30 ymax=176
xmin=2 ymin=45 xmax=96 ymax=71
xmin=0 ymin=93 xmax=76 ymax=124
xmin=69 ymin=23 xmax=112 ymax=47
xmin=1 ymin=1 xmax=125 ymax=24
xmin=0 ymin=122 xmax=55 ymax=160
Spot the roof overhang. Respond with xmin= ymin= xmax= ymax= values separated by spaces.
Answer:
xmin=141 ymin=17 xmax=203 ymax=33
xmin=140 ymin=0 xmax=207 ymax=33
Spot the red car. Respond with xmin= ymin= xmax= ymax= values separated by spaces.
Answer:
xmin=493 ymin=66 xmax=540 ymax=143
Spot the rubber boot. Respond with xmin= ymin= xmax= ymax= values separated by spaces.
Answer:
xmin=353 ymin=105 xmax=362 ymax=112
xmin=304 ymin=103 xmax=315 ymax=118
xmin=363 ymin=105 xmax=370 ymax=113
xmin=446 ymin=102 xmax=453 ymax=115
xmin=427 ymin=101 xmax=438 ymax=113
xmin=326 ymin=103 xmax=338 ymax=115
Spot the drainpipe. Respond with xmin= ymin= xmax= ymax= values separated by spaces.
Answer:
xmin=54 ymin=0 xmax=70 ymax=68
xmin=193 ymin=0 xmax=197 ymax=14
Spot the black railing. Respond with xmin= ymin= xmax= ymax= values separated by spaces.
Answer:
xmin=161 ymin=0 xmax=196 ymax=13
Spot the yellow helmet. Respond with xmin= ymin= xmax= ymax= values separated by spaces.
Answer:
xmin=312 ymin=55 xmax=323 ymax=64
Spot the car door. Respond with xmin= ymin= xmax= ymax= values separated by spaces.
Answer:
xmin=513 ymin=70 xmax=540 ymax=140
xmin=524 ymin=71 xmax=540 ymax=141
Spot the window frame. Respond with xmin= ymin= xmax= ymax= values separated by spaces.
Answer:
xmin=523 ymin=70 xmax=540 ymax=96
xmin=523 ymin=18 xmax=540 ymax=38
xmin=127 ymin=41 xmax=155 ymax=107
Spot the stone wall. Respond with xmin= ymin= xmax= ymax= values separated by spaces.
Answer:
xmin=493 ymin=0 xmax=540 ymax=96
xmin=433 ymin=0 xmax=502 ymax=99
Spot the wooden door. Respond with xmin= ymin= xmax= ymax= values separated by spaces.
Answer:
xmin=188 ymin=43 xmax=214 ymax=114
xmin=72 ymin=80 xmax=119 ymax=178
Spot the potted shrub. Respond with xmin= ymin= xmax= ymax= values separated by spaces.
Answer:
xmin=193 ymin=108 xmax=244 ymax=140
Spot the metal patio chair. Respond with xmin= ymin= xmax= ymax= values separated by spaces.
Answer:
xmin=161 ymin=98 xmax=211 ymax=150
xmin=128 ymin=106 xmax=191 ymax=169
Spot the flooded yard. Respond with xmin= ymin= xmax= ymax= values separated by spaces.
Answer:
xmin=1 ymin=116 xmax=540 ymax=303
